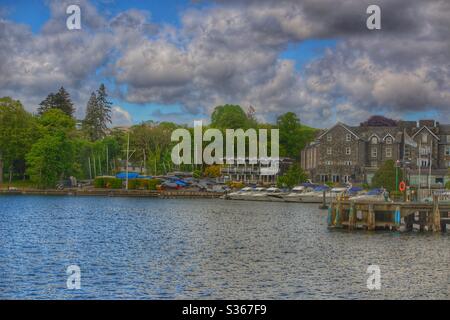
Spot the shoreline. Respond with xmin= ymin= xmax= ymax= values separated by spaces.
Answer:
xmin=0 ymin=188 xmax=223 ymax=199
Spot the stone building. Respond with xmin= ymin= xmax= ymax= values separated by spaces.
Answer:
xmin=301 ymin=120 xmax=450 ymax=187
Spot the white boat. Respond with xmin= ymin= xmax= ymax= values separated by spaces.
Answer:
xmin=226 ymin=187 xmax=254 ymax=200
xmin=263 ymin=187 xmax=286 ymax=202
xmin=248 ymin=187 xmax=268 ymax=201
xmin=296 ymin=186 xmax=331 ymax=203
xmin=283 ymin=186 xmax=307 ymax=202
xmin=349 ymin=189 xmax=390 ymax=202
xmin=295 ymin=186 xmax=347 ymax=203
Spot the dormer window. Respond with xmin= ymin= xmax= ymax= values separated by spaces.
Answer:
xmin=346 ymin=134 xmax=351 ymax=142
xmin=371 ymin=136 xmax=378 ymax=144
xmin=386 ymin=137 xmax=393 ymax=144
xmin=327 ymin=134 xmax=332 ymax=142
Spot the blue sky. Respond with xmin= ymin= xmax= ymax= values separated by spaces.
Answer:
xmin=0 ymin=0 xmax=446 ymax=127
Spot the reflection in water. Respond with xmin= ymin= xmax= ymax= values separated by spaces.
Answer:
xmin=0 ymin=195 xmax=448 ymax=299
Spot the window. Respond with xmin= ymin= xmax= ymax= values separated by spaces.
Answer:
xmin=447 ymin=135 xmax=450 ymax=143
xmin=346 ymin=134 xmax=351 ymax=142
xmin=320 ymin=175 xmax=328 ymax=182
xmin=327 ymin=134 xmax=332 ymax=142
xmin=325 ymin=160 xmax=333 ymax=166
xmin=385 ymin=136 xmax=393 ymax=144
xmin=445 ymin=146 xmax=450 ymax=156
xmin=371 ymin=136 xmax=378 ymax=144
xmin=447 ymin=161 xmax=450 ymax=168
xmin=418 ymin=159 xmax=429 ymax=167
xmin=332 ymin=175 xmax=340 ymax=183
xmin=385 ymin=147 xmax=392 ymax=158
xmin=344 ymin=161 xmax=352 ymax=166
xmin=327 ymin=147 xmax=332 ymax=155
xmin=422 ymin=133 xmax=428 ymax=144
xmin=343 ymin=175 xmax=350 ymax=183
xmin=371 ymin=147 xmax=377 ymax=158
xmin=345 ymin=147 xmax=351 ymax=155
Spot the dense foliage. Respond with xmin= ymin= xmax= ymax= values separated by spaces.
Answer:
xmin=1 ymin=92 xmax=318 ymax=188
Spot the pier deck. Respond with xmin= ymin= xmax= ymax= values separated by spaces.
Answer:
xmin=328 ymin=196 xmax=450 ymax=232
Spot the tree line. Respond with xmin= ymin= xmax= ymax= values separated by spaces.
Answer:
xmin=0 ymin=91 xmax=317 ymax=188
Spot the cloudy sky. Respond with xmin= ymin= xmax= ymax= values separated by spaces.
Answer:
xmin=0 ymin=0 xmax=449 ymax=128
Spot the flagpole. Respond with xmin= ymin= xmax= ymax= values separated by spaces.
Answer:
xmin=418 ymin=140 xmax=421 ymax=200
xmin=428 ymin=139 xmax=432 ymax=194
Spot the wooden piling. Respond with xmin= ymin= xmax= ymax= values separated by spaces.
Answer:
xmin=348 ymin=201 xmax=356 ymax=230
xmin=432 ymin=195 xmax=441 ymax=232
xmin=367 ymin=204 xmax=375 ymax=231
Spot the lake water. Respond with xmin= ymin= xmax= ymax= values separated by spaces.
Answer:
xmin=0 ymin=195 xmax=448 ymax=299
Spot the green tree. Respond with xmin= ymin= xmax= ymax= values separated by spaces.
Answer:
xmin=26 ymin=135 xmax=74 ymax=188
xmin=38 ymin=87 xmax=75 ymax=117
xmin=82 ymin=84 xmax=112 ymax=141
xmin=211 ymin=104 xmax=256 ymax=130
xmin=277 ymin=112 xmax=316 ymax=159
xmin=0 ymin=97 xmax=37 ymax=184
xmin=26 ymin=109 xmax=76 ymax=188
xmin=95 ymin=84 xmax=112 ymax=136
xmin=371 ymin=160 xmax=403 ymax=192
xmin=276 ymin=164 xmax=308 ymax=188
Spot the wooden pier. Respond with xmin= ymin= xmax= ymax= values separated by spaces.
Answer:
xmin=328 ymin=195 xmax=450 ymax=232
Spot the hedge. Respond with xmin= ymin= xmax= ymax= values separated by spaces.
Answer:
xmin=94 ymin=177 xmax=123 ymax=189
xmin=128 ymin=178 xmax=161 ymax=190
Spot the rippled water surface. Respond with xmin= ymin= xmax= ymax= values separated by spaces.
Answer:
xmin=0 ymin=195 xmax=448 ymax=299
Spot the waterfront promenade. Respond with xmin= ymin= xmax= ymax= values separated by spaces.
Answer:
xmin=0 ymin=188 xmax=222 ymax=199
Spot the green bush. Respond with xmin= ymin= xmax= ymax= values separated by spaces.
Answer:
xmin=193 ymin=170 xmax=202 ymax=179
xmin=128 ymin=178 xmax=161 ymax=190
xmin=94 ymin=177 xmax=123 ymax=189
xmin=446 ymin=181 xmax=450 ymax=190
xmin=148 ymin=179 xmax=160 ymax=190
xmin=94 ymin=177 xmax=105 ymax=188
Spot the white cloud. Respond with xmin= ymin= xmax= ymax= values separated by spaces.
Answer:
xmin=110 ymin=106 xmax=132 ymax=127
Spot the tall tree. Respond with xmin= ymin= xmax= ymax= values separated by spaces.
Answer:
xmin=26 ymin=109 xmax=76 ymax=188
xmin=211 ymin=104 xmax=256 ymax=130
xmin=82 ymin=84 xmax=112 ymax=141
xmin=82 ymin=92 xmax=100 ymax=141
xmin=277 ymin=112 xmax=316 ymax=159
xmin=96 ymin=83 xmax=112 ymax=133
xmin=38 ymin=87 xmax=75 ymax=117
xmin=0 ymin=97 xmax=37 ymax=184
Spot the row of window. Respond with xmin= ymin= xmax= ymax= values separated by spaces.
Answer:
xmin=326 ymin=133 xmax=395 ymax=144
xmin=327 ymin=133 xmax=354 ymax=142
xmin=326 ymin=133 xmax=450 ymax=145
xmin=320 ymin=175 xmax=351 ymax=183
xmin=325 ymin=147 xmax=393 ymax=157
xmin=324 ymin=160 xmax=353 ymax=166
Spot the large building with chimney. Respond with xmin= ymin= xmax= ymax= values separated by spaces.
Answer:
xmin=300 ymin=118 xmax=450 ymax=187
